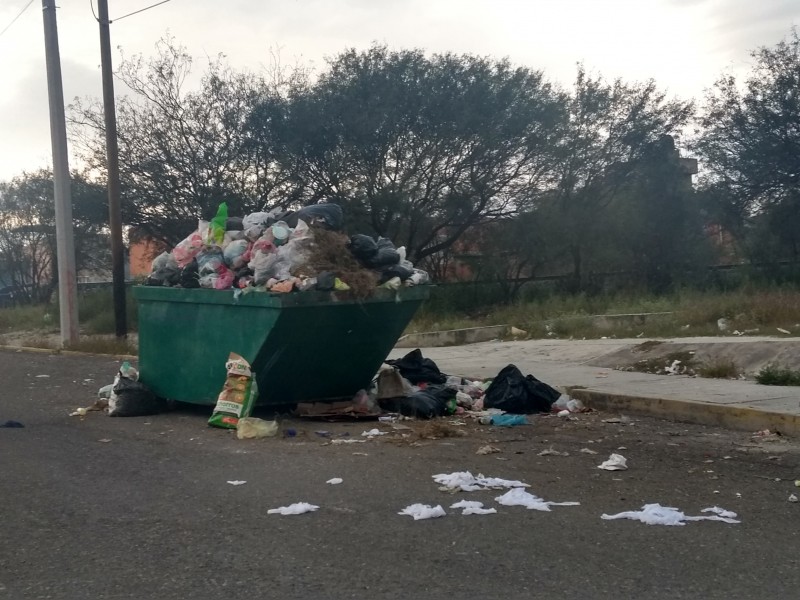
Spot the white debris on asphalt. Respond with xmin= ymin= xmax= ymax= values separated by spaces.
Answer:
xmin=538 ymin=448 xmax=569 ymax=456
xmin=494 ymin=488 xmax=580 ymax=512
xmin=789 ymin=494 xmax=799 ymax=503
xmin=598 ymin=453 xmax=628 ymax=471
xmin=433 ymin=471 xmax=529 ymax=492
xmin=580 ymin=448 xmax=598 ymax=455
xmin=398 ymin=503 xmax=446 ymax=520
xmin=331 ymin=439 xmax=367 ymax=444
xmin=268 ymin=502 xmax=320 ymax=515
xmin=361 ymin=429 xmax=388 ymax=437
xmin=601 ymin=503 xmax=740 ymax=526
xmin=226 ymin=480 xmax=247 ymax=486
xmin=476 ymin=445 xmax=502 ymax=455
xmin=326 ymin=478 xmax=343 ymax=485
xmin=449 ymin=500 xmax=497 ymax=515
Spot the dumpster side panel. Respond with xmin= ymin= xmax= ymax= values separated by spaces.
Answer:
xmin=136 ymin=293 xmax=280 ymax=404
xmin=252 ymin=297 xmax=424 ymax=403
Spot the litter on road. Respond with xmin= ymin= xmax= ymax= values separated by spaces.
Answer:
xmin=226 ymin=480 xmax=247 ymax=486
xmin=598 ymin=453 xmax=629 ymax=471
xmin=494 ymin=488 xmax=580 ymax=511
xmin=449 ymin=500 xmax=497 ymax=515
xmin=433 ymin=471 xmax=529 ymax=492
xmin=398 ymin=503 xmax=446 ymax=520
xmin=601 ymin=503 xmax=740 ymax=526
xmin=268 ymin=502 xmax=320 ymax=515
xmin=326 ymin=478 xmax=343 ymax=485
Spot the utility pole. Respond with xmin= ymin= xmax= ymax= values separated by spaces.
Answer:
xmin=41 ymin=0 xmax=79 ymax=346
xmin=97 ymin=0 xmax=127 ymax=338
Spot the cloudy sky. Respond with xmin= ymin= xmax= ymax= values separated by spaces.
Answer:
xmin=0 ymin=0 xmax=798 ymax=181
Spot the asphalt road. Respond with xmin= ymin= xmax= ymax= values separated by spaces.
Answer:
xmin=1 ymin=349 xmax=799 ymax=600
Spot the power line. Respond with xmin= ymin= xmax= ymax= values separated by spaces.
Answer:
xmin=0 ymin=0 xmax=35 ymax=39
xmin=89 ymin=0 xmax=99 ymax=23
xmin=114 ymin=0 xmax=174 ymax=22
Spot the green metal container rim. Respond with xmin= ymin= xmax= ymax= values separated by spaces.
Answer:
xmin=132 ymin=284 xmax=431 ymax=307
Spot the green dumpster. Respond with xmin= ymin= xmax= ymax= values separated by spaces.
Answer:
xmin=133 ymin=286 xmax=429 ymax=406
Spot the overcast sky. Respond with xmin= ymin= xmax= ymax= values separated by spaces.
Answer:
xmin=0 ymin=0 xmax=798 ymax=181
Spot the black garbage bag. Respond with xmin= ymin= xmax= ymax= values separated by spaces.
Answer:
xmin=292 ymin=202 xmax=343 ymax=230
xmin=370 ymin=237 xmax=401 ymax=268
xmin=315 ymin=271 xmax=336 ymax=291
xmin=379 ymin=385 xmax=454 ymax=419
xmin=379 ymin=264 xmax=415 ymax=283
xmin=348 ymin=234 xmax=378 ymax=263
xmin=109 ymin=377 xmax=166 ymax=417
xmin=385 ymin=349 xmax=447 ymax=384
xmin=225 ymin=217 xmax=244 ymax=230
xmin=483 ymin=364 xmax=560 ymax=414
xmin=179 ymin=258 xmax=200 ymax=288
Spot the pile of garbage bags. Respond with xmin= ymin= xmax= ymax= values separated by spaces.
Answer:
xmin=145 ymin=201 xmax=429 ymax=294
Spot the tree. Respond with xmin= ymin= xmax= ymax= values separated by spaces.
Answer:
xmin=549 ymin=67 xmax=694 ymax=290
xmin=70 ymin=39 xmax=287 ymax=246
xmin=0 ymin=170 xmax=109 ymax=303
xmin=694 ymin=29 xmax=800 ymax=260
xmin=608 ymin=136 xmax=711 ymax=292
xmin=248 ymin=45 xmax=565 ymax=264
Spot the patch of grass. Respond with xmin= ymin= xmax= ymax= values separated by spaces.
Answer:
xmin=755 ymin=364 xmax=800 ymax=386
xmin=15 ymin=335 xmax=59 ymax=350
xmin=79 ymin=288 xmax=138 ymax=335
xmin=0 ymin=304 xmax=53 ymax=333
xmin=697 ymin=359 xmax=740 ymax=379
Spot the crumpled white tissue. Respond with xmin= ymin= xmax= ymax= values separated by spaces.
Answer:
xmin=601 ymin=503 xmax=740 ymax=526
xmin=494 ymin=488 xmax=580 ymax=511
xmin=326 ymin=477 xmax=343 ymax=485
xmin=267 ymin=502 xmax=320 ymax=515
xmin=597 ymin=453 xmax=628 ymax=471
xmin=449 ymin=500 xmax=497 ymax=515
xmin=398 ymin=503 xmax=446 ymax=520
xmin=433 ymin=471 xmax=529 ymax=491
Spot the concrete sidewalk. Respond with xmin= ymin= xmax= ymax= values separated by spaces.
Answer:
xmin=388 ymin=337 xmax=800 ymax=436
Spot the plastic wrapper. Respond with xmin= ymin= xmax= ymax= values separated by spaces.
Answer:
xmin=208 ymin=352 xmax=258 ymax=429
xmin=108 ymin=364 xmax=165 ymax=417
xmin=208 ymin=202 xmax=228 ymax=245
xmin=197 ymin=246 xmax=225 ymax=276
xmin=223 ymin=239 xmax=250 ymax=269
xmin=179 ymin=258 xmax=200 ymax=288
xmin=146 ymin=251 xmax=180 ymax=286
xmin=172 ymin=221 xmax=207 ymax=267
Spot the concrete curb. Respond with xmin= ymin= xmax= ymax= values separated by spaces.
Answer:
xmin=567 ymin=387 xmax=800 ymax=437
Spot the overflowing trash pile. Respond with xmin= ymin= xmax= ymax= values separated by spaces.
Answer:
xmin=144 ymin=201 xmax=429 ymax=296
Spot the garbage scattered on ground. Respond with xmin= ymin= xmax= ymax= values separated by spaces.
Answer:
xmin=580 ymin=448 xmax=598 ymax=455
xmin=602 ymin=416 xmax=632 ymax=424
xmin=495 ymin=488 xmax=580 ymax=511
xmin=789 ymin=494 xmax=798 ymax=503
xmin=398 ymin=503 xmax=446 ymax=520
xmin=553 ymin=396 xmax=586 ymax=413
xmin=268 ymin=502 xmax=320 ymax=515
xmin=98 ymin=384 xmax=114 ymax=399
xmin=557 ymin=410 xmax=571 ymax=418
xmin=361 ymin=428 xmax=387 ymax=437
xmin=484 ymin=414 xmax=528 ymax=427
xmin=295 ymin=397 xmax=380 ymax=419
xmin=601 ymin=503 xmax=740 ymax=526
xmin=108 ymin=362 xmax=164 ymax=417
xmin=209 ymin=353 xmax=257 ymax=429
xmin=331 ymin=438 xmax=367 ymax=444
xmin=0 ymin=420 xmax=24 ymax=428
xmin=433 ymin=471 xmax=529 ymax=492
xmin=146 ymin=201 xmax=429 ymax=297
xmin=538 ymin=447 xmax=569 ymax=457
xmin=284 ymin=428 xmax=297 ymax=438
xmin=385 ymin=349 xmax=446 ymax=384
xmin=476 ymin=445 xmax=502 ymax=455
xmin=751 ymin=429 xmax=783 ymax=442
xmin=226 ymin=480 xmax=247 ymax=486
xmin=450 ymin=500 xmax=497 ymax=515
xmin=236 ymin=417 xmax=278 ymax=439
xmin=598 ymin=453 xmax=628 ymax=471
xmin=98 ymin=438 xmax=112 ymax=443
xmin=35 ymin=374 xmax=50 ymax=378
xmin=483 ymin=364 xmax=560 ymax=414
xmin=326 ymin=478 xmax=343 ymax=485
xmin=777 ymin=327 xmax=791 ymax=335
